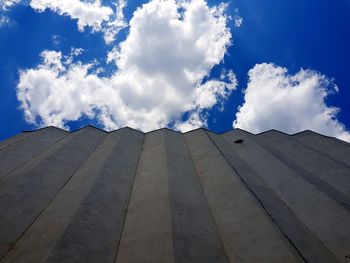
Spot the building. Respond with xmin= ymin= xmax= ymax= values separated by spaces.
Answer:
xmin=0 ymin=126 xmax=349 ymax=263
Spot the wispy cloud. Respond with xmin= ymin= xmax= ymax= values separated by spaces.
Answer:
xmin=0 ymin=0 xmax=20 ymax=27
xmin=234 ymin=15 xmax=243 ymax=27
xmin=0 ymin=0 xmax=20 ymax=11
xmin=29 ymin=0 xmax=127 ymax=43
xmin=0 ymin=14 xmax=10 ymax=26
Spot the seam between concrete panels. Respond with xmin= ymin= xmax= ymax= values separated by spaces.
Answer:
xmin=0 ymin=132 xmax=107 ymax=262
xmin=205 ymin=131 xmax=311 ymax=262
xmin=254 ymin=138 xmax=350 ymax=212
xmin=39 ymin=132 xmax=117 ymax=263
xmin=209 ymin=132 xmax=342 ymax=262
xmin=292 ymin=137 xmax=350 ymax=170
xmin=113 ymin=130 xmax=145 ymax=263
xmin=0 ymin=131 xmax=71 ymax=183
xmin=182 ymin=132 xmax=231 ymax=263
xmin=0 ymin=132 xmax=34 ymax=152
xmin=328 ymin=137 xmax=350 ymax=147
xmin=292 ymin=130 xmax=350 ymax=148
xmin=163 ymin=130 xmax=176 ymax=263
xmin=42 ymin=130 xmax=126 ymax=262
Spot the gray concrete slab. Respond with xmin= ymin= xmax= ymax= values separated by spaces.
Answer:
xmin=0 ymin=132 xmax=31 ymax=151
xmin=46 ymin=128 xmax=144 ymax=263
xmin=0 ymin=126 xmax=106 ymax=259
xmin=165 ymin=130 xmax=228 ymax=263
xmin=222 ymin=129 xmax=350 ymax=262
xmin=331 ymin=137 xmax=350 ymax=147
xmin=255 ymin=132 xmax=350 ymax=210
xmin=257 ymin=131 xmax=350 ymax=205
xmin=116 ymin=130 xmax=174 ymax=263
xmin=184 ymin=129 xmax=302 ymax=263
xmin=294 ymin=130 xmax=350 ymax=167
xmin=0 ymin=127 xmax=68 ymax=181
xmin=213 ymin=131 xmax=341 ymax=263
xmin=1 ymin=128 xmax=143 ymax=263
xmin=1 ymin=126 xmax=350 ymax=262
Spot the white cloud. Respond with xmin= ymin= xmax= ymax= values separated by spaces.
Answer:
xmin=0 ymin=0 xmax=20 ymax=10
xmin=0 ymin=0 xmax=20 ymax=26
xmin=29 ymin=0 xmax=127 ymax=43
xmin=0 ymin=14 xmax=10 ymax=26
xmin=231 ymin=8 xmax=242 ymax=28
xmin=17 ymin=0 xmax=235 ymax=132
xmin=233 ymin=63 xmax=350 ymax=142
xmin=234 ymin=15 xmax=242 ymax=27
xmin=30 ymin=0 xmax=112 ymax=31
xmin=103 ymin=0 xmax=127 ymax=44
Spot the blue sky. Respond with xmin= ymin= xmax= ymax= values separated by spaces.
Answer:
xmin=0 ymin=0 xmax=349 ymax=141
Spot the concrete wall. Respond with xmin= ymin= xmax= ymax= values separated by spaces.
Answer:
xmin=0 ymin=126 xmax=349 ymax=263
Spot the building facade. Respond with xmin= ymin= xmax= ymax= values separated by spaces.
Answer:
xmin=0 ymin=126 xmax=349 ymax=262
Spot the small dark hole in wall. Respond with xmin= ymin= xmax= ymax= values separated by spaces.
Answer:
xmin=234 ymin=139 xmax=244 ymax=144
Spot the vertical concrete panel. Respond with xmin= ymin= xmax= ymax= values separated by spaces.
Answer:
xmin=258 ymin=131 xmax=350 ymax=201
xmin=184 ymin=129 xmax=302 ymax=263
xmin=1 ymin=126 xmax=350 ymax=262
xmin=222 ymin=129 xmax=350 ymax=262
xmin=1 ymin=128 xmax=143 ymax=263
xmin=45 ymin=128 xmax=144 ymax=263
xmin=257 ymin=132 xmax=350 ymax=210
xmin=295 ymin=130 xmax=350 ymax=167
xmin=0 ymin=127 xmax=68 ymax=180
xmin=0 ymin=127 xmax=106 ymax=259
xmin=165 ymin=130 xmax=228 ymax=263
xmin=116 ymin=130 xmax=174 ymax=263
xmin=212 ymin=131 xmax=340 ymax=263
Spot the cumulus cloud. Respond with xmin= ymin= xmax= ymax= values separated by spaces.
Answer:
xmin=17 ymin=0 xmax=235 ymax=132
xmin=233 ymin=63 xmax=350 ymax=141
xmin=29 ymin=0 xmax=127 ymax=43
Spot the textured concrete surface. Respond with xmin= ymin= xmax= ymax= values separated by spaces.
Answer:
xmin=0 ymin=127 xmax=68 ymax=180
xmin=0 ymin=126 xmax=350 ymax=263
xmin=116 ymin=130 xmax=174 ymax=263
xmin=294 ymin=130 xmax=350 ymax=167
xmin=221 ymin=130 xmax=349 ymax=262
xmin=185 ymin=130 xmax=301 ymax=263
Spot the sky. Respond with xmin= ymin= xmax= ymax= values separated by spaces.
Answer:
xmin=0 ymin=0 xmax=349 ymax=141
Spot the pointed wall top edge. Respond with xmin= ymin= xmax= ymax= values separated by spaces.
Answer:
xmin=20 ymin=125 xmax=346 ymax=142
